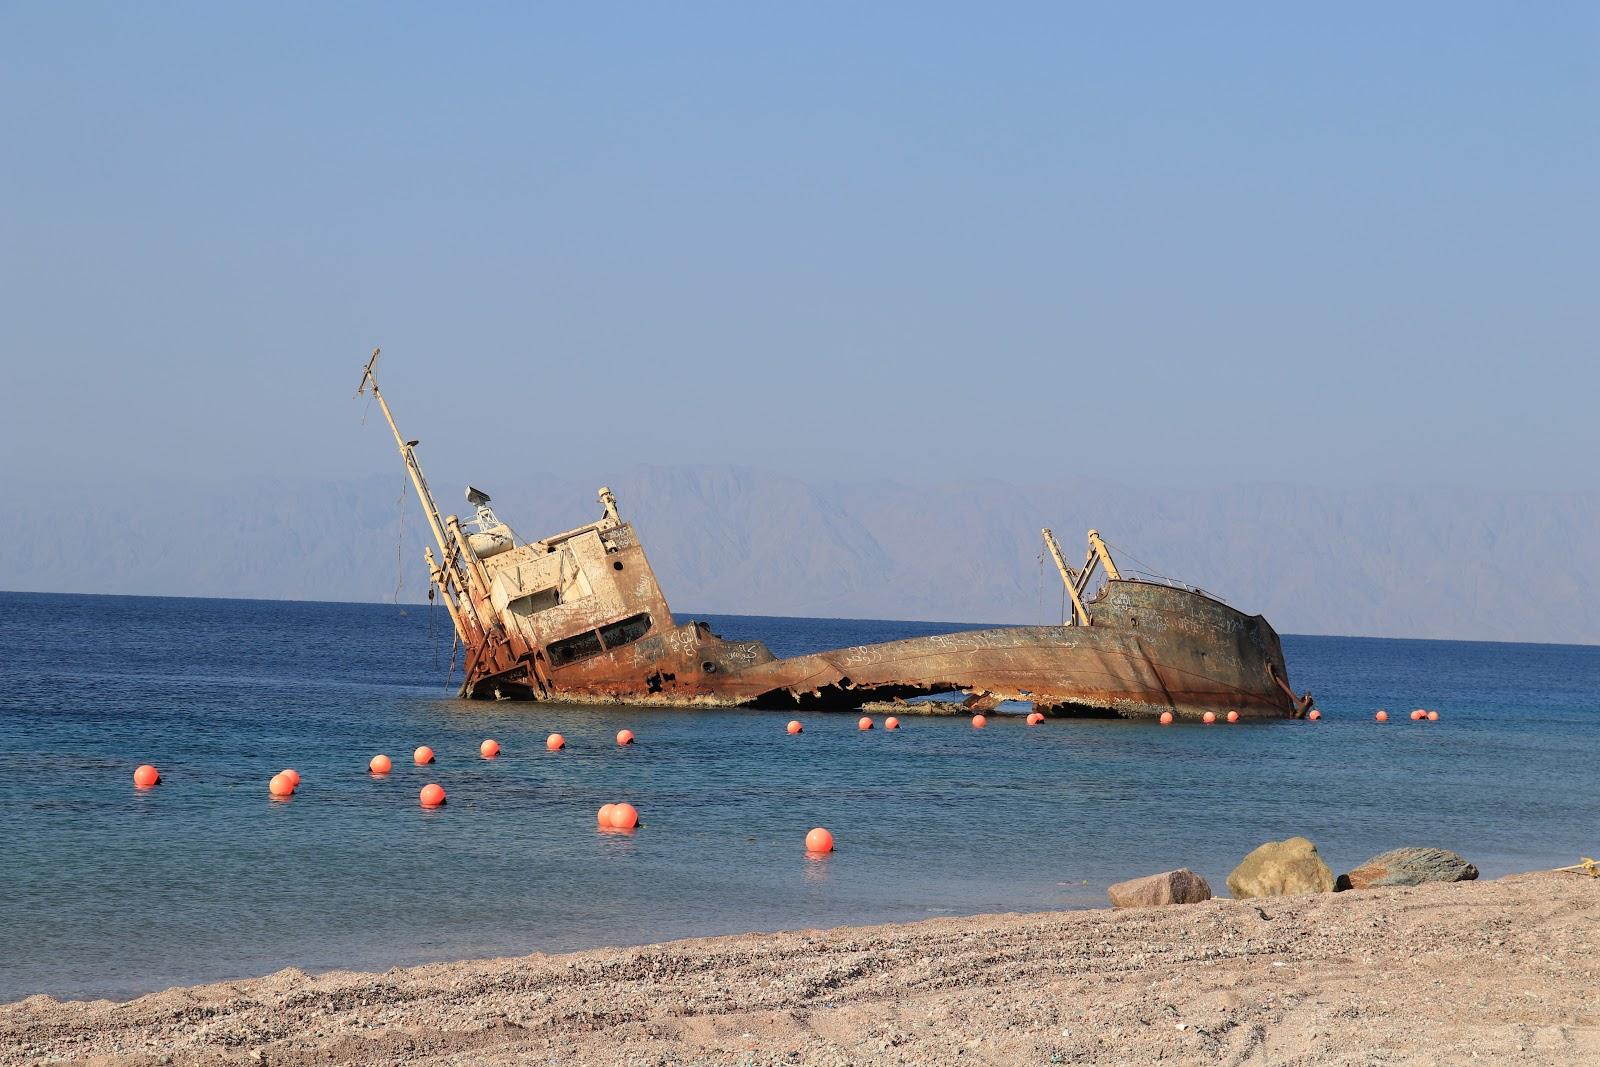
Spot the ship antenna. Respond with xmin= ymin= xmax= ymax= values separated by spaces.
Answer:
xmin=357 ymin=348 xmax=451 ymax=560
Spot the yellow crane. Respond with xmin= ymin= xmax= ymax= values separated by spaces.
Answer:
xmin=1041 ymin=528 xmax=1121 ymax=626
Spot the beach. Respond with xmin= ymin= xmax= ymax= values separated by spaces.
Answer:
xmin=4 ymin=598 xmax=1598 ymax=1062
xmin=4 ymin=871 xmax=1595 ymax=1066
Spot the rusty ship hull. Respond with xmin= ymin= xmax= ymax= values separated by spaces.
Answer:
xmin=488 ymin=579 xmax=1303 ymax=720
xmin=356 ymin=350 xmax=1311 ymax=721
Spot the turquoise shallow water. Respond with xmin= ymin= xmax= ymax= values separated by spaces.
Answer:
xmin=1 ymin=591 xmax=1596 ymax=1002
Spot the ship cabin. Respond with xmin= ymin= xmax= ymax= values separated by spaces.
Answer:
xmin=467 ymin=488 xmax=678 ymax=677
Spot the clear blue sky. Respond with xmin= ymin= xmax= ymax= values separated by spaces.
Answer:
xmin=2 ymin=3 xmax=1595 ymax=492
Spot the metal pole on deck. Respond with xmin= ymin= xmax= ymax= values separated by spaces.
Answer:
xmin=357 ymin=349 xmax=451 ymax=562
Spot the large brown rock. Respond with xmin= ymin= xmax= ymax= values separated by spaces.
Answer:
xmin=1336 ymin=847 xmax=1479 ymax=891
xmin=1106 ymin=868 xmax=1213 ymax=908
xmin=1226 ymin=836 xmax=1335 ymax=898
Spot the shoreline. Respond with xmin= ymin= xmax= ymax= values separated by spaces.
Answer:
xmin=3 ymin=872 xmax=1596 ymax=1065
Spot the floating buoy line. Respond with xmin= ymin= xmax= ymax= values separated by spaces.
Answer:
xmin=128 ymin=707 xmax=1439 ymax=840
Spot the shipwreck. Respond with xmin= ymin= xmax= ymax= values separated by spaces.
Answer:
xmin=358 ymin=351 xmax=1312 ymax=720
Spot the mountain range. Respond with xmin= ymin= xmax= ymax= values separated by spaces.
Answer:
xmin=3 ymin=467 xmax=1595 ymax=644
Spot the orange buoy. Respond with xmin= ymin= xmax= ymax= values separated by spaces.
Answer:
xmin=884 ymin=716 xmax=900 ymax=730
xmin=805 ymin=827 xmax=834 ymax=854
xmin=616 ymin=729 xmax=634 ymax=746
xmin=1410 ymin=709 xmax=1426 ymax=721
xmin=546 ymin=733 xmax=565 ymax=751
xmin=480 ymin=739 xmax=500 ymax=758
xmin=269 ymin=772 xmax=295 ymax=798
xmin=1307 ymin=709 xmax=1321 ymax=720
xmin=369 ymin=754 xmax=392 ymax=775
xmin=414 ymin=745 xmax=435 ymax=765
xmin=1027 ymin=711 xmax=1045 ymax=725
xmin=787 ymin=719 xmax=803 ymax=734
xmin=133 ymin=764 xmax=161 ymax=789
xmin=1375 ymin=710 xmax=1389 ymax=723
xmin=858 ymin=716 xmax=873 ymax=731
xmin=1159 ymin=711 xmax=1174 ymax=725
xmin=971 ymin=714 xmax=987 ymax=729
xmin=1226 ymin=711 xmax=1240 ymax=724
xmin=1202 ymin=711 xmax=1217 ymax=724
xmin=1427 ymin=710 xmax=1440 ymax=721
xmin=597 ymin=803 xmax=617 ymax=827
xmin=281 ymin=769 xmax=301 ymax=787
xmin=419 ymin=783 xmax=446 ymax=808
xmin=608 ymin=802 xmax=639 ymax=829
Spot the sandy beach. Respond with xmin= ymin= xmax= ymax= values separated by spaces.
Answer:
xmin=2 ymin=871 xmax=1595 ymax=1066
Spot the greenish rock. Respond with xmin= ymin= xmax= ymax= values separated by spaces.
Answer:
xmin=1336 ymin=847 xmax=1479 ymax=891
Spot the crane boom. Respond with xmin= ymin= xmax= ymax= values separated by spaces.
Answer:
xmin=1041 ymin=528 xmax=1092 ymax=626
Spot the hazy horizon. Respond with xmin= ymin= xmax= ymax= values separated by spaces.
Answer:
xmin=4 ymin=587 xmax=1596 ymax=652
xmin=4 ymin=464 xmax=1597 ymax=646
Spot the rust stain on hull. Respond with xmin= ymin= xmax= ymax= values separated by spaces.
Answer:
xmin=356 ymin=350 xmax=1312 ymax=721
xmin=535 ymin=582 xmax=1304 ymax=720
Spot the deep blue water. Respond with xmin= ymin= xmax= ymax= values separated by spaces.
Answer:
xmin=1 ymin=591 xmax=1596 ymax=1002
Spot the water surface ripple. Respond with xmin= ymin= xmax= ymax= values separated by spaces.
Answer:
xmin=1 ymin=592 xmax=1595 ymax=1001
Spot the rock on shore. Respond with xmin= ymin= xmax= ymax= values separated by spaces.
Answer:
xmin=1226 ymin=836 xmax=1336 ymax=898
xmin=1337 ymin=846 xmax=1480 ymax=890
xmin=1106 ymin=868 xmax=1213 ymax=907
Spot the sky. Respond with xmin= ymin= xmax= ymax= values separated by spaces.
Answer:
xmin=2 ymin=2 xmax=1596 ymax=496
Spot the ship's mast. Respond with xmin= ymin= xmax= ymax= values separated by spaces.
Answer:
xmin=1041 ymin=528 xmax=1124 ymax=626
xmin=1041 ymin=528 xmax=1091 ymax=626
xmin=1087 ymin=529 xmax=1121 ymax=581
xmin=356 ymin=348 xmax=450 ymax=560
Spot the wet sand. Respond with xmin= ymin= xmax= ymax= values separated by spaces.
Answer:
xmin=3 ymin=872 xmax=1596 ymax=1065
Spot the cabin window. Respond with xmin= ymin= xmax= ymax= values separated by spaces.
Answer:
xmin=546 ymin=629 xmax=604 ymax=668
xmin=599 ymin=612 xmax=652 ymax=649
xmin=508 ymin=587 xmax=560 ymax=616
xmin=545 ymin=613 xmax=653 ymax=669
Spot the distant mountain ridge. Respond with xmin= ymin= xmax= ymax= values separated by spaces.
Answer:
xmin=1 ymin=467 xmax=1596 ymax=645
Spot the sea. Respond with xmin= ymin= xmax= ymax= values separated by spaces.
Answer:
xmin=1 ymin=590 xmax=1596 ymax=1003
